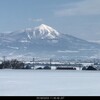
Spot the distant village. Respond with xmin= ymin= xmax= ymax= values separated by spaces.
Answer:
xmin=0 ymin=57 xmax=100 ymax=71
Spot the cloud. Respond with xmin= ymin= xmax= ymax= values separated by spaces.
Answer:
xmin=29 ymin=18 xmax=43 ymax=22
xmin=55 ymin=0 xmax=100 ymax=16
xmin=58 ymin=50 xmax=79 ymax=53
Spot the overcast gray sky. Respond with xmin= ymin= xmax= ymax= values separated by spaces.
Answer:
xmin=0 ymin=0 xmax=100 ymax=42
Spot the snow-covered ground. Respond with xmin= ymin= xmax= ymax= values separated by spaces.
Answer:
xmin=0 ymin=70 xmax=100 ymax=96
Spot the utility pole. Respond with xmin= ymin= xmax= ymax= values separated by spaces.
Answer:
xmin=50 ymin=58 xmax=52 ymax=67
xmin=33 ymin=58 xmax=35 ymax=69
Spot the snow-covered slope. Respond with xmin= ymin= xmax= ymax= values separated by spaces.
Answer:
xmin=0 ymin=24 xmax=100 ymax=59
xmin=7 ymin=24 xmax=60 ymax=42
xmin=33 ymin=24 xmax=60 ymax=39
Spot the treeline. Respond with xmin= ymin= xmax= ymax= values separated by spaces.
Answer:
xmin=0 ymin=59 xmax=24 ymax=69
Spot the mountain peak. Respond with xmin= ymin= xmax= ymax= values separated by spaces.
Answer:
xmin=36 ymin=24 xmax=51 ymax=31
xmin=36 ymin=24 xmax=57 ymax=31
xmin=39 ymin=24 xmax=48 ymax=28
xmin=33 ymin=24 xmax=60 ymax=39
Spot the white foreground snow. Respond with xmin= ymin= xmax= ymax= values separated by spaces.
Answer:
xmin=0 ymin=70 xmax=100 ymax=96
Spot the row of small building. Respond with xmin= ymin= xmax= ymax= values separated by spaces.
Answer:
xmin=0 ymin=59 xmax=100 ymax=70
xmin=35 ymin=66 xmax=99 ymax=70
xmin=24 ymin=62 xmax=100 ymax=71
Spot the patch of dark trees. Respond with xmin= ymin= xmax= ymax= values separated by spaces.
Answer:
xmin=0 ymin=59 xmax=24 ymax=69
xmin=82 ymin=66 xmax=97 ymax=71
xmin=36 ymin=65 xmax=51 ymax=70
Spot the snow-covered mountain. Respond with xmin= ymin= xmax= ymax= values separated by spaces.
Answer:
xmin=7 ymin=24 xmax=59 ymax=41
xmin=33 ymin=24 xmax=60 ymax=39
xmin=0 ymin=24 xmax=100 ymax=60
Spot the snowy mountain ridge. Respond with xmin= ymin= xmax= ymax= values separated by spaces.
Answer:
xmin=0 ymin=24 xmax=100 ymax=59
xmin=8 ymin=24 xmax=60 ymax=41
xmin=33 ymin=24 xmax=60 ymax=39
